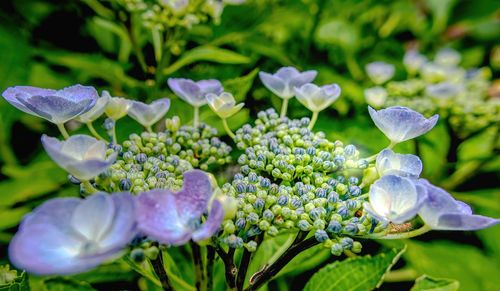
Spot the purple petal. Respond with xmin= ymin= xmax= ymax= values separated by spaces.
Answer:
xmin=56 ymin=85 xmax=99 ymax=104
xmin=128 ymin=98 xmax=171 ymax=127
xmin=20 ymin=197 xmax=80 ymax=233
xmin=437 ymin=214 xmax=499 ymax=231
xmin=192 ymin=200 xmax=224 ymax=241
xmin=99 ymin=193 xmax=137 ymax=251
xmin=2 ymin=86 xmax=56 ymax=115
xmin=136 ymin=190 xmax=191 ymax=246
xmin=196 ymin=79 xmax=223 ymax=95
xmin=368 ymin=106 xmax=439 ymax=143
xmin=289 ymin=70 xmax=318 ymax=89
xmin=175 ymin=170 xmax=213 ymax=222
xmin=274 ymin=67 xmax=300 ymax=81
xmin=259 ymin=72 xmax=286 ymax=98
xmin=71 ymin=193 xmax=115 ymax=241
xmin=168 ymin=78 xmax=205 ymax=106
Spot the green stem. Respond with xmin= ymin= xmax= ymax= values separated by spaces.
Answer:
xmin=56 ymin=123 xmax=70 ymax=139
xmin=308 ymin=111 xmax=319 ymax=130
xmin=193 ymin=106 xmax=200 ymax=128
xmin=146 ymin=125 xmax=153 ymax=133
xmin=222 ymin=118 xmax=236 ymax=139
xmin=127 ymin=13 xmax=147 ymax=73
xmin=384 ymin=268 xmax=419 ymax=282
xmin=360 ymin=224 xmax=432 ymax=240
xmin=81 ymin=180 xmax=98 ymax=195
xmin=366 ymin=141 xmax=397 ymax=162
xmin=86 ymin=122 xmax=106 ymax=141
xmin=280 ymin=98 xmax=289 ymax=118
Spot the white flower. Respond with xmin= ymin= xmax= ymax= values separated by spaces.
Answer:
xmin=425 ymin=82 xmax=462 ymax=99
xmin=75 ymin=92 xmax=110 ymax=123
xmin=294 ymin=83 xmax=341 ymax=112
xmin=364 ymin=175 xmax=426 ymax=224
xmin=41 ymin=134 xmax=117 ymax=180
xmin=128 ymin=98 xmax=171 ymax=127
xmin=368 ymin=106 xmax=439 ymax=144
xmin=365 ymin=62 xmax=395 ymax=85
xmin=206 ymin=92 xmax=244 ymax=119
xmin=104 ymin=92 xmax=131 ymax=120
xmin=435 ymin=48 xmax=461 ymax=67
xmin=376 ymin=149 xmax=422 ymax=178
xmin=364 ymin=86 xmax=388 ymax=108
xmin=403 ymin=50 xmax=427 ymax=75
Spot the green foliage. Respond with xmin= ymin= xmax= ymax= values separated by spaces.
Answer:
xmin=0 ymin=266 xmax=28 ymax=291
xmin=410 ymin=275 xmax=459 ymax=291
xmin=303 ymin=246 xmax=406 ymax=291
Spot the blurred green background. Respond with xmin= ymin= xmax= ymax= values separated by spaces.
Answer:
xmin=0 ymin=0 xmax=498 ymax=290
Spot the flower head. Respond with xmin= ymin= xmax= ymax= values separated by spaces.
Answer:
xmin=2 ymin=85 xmax=98 ymax=124
xmin=425 ymin=82 xmax=462 ymax=99
xmin=368 ymin=106 xmax=439 ymax=144
xmin=294 ymin=83 xmax=341 ymax=112
xmin=128 ymin=98 xmax=171 ymax=127
xmin=9 ymin=193 xmax=136 ymax=275
xmin=75 ymin=91 xmax=110 ymax=123
xmin=376 ymin=149 xmax=422 ymax=178
xmin=206 ymin=92 xmax=244 ymax=119
xmin=259 ymin=67 xmax=317 ymax=99
xmin=364 ymin=86 xmax=388 ymax=108
xmin=365 ymin=62 xmax=395 ymax=85
xmin=435 ymin=48 xmax=461 ymax=66
xmin=41 ymin=134 xmax=117 ymax=180
xmin=403 ymin=50 xmax=427 ymax=75
xmin=104 ymin=92 xmax=131 ymax=120
xmin=417 ymin=180 xmax=499 ymax=230
xmin=136 ymin=170 xmax=224 ymax=245
xmin=168 ymin=78 xmax=223 ymax=107
xmin=364 ymin=175 xmax=426 ymax=224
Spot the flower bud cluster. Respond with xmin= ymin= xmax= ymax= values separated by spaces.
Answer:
xmin=94 ymin=123 xmax=232 ymax=193
xmin=219 ymin=109 xmax=384 ymax=255
xmin=366 ymin=49 xmax=499 ymax=137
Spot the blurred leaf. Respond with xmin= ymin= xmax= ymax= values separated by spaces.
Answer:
xmin=0 ymin=207 xmax=29 ymax=231
xmin=42 ymin=278 xmax=95 ymax=291
xmin=303 ymin=246 xmax=406 ymax=291
xmin=71 ymin=263 xmax=134 ymax=284
xmin=279 ymin=244 xmax=330 ymax=277
xmin=0 ymin=266 xmax=28 ymax=291
xmin=410 ymin=275 xmax=459 ymax=291
xmin=223 ymin=68 xmax=259 ymax=102
xmin=315 ymin=19 xmax=360 ymax=51
xmin=163 ymin=46 xmax=252 ymax=76
xmin=402 ymin=240 xmax=500 ymax=291
xmin=419 ymin=122 xmax=450 ymax=183
xmin=424 ymin=0 xmax=458 ymax=35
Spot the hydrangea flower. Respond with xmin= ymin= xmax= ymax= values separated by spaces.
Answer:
xmin=104 ymin=92 xmax=131 ymax=120
xmin=368 ymin=106 xmax=439 ymax=144
xmin=75 ymin=91 xmax=110 ymax=123
xmin=136 ymin=170 xmax=224 ymax=245
xmin=365 ymin=62 xmax=395 ymax=85
xmin=2 ymin=85 xmax=98 ymax=124
xmin=128 ymin=98 xmax=171 ymax=128
xmin=9 ymin=193 xmax=136 ymax=275
xmin=364 ymin=86 xmax=388 ymax=108
xmin=376 ymin=149 xmax=422 ymax=178
xmin=435 ymin=48 xmax=461 ymax=66
xmin=41 ymin=134 xmax=117 ymax=181
xmin=425 ymin=82 xmax=462 ymax=99
xmin=417 ymin=180 xmax=499 ymax=230
xmin=294 ymin=83 xmax=341 ymax=112
xmin=259 ymin=67 xmax=317 ymax=99
xmin=206 ymin=92 xmax=244 ymax=119
xmin=403 ymin=50 xmax=427 ymax=75
xmin=167 ymin=78 xmax=223 ymax=107
xmin=364 ymin=175 xmax=426 ymax=224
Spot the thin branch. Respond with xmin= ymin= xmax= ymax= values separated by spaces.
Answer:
xmin=150 ymin=252 xmax=174 ymax=291
xmin=236 ymin=233 xmax=264 ymax=290
xmin=215 ymin=246 xmax=237 ymax=290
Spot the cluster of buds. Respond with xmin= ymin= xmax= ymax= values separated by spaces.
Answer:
xmin=94 ymin=122 xmax=232 ymax=194
xmin=218 ymin=108 xmax=374 ymax=255
xmin=364 ymin=48 xmax=499 ymax=137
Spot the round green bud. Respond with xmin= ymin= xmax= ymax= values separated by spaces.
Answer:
xmin=267 ymin=226 xmax=279 ymax=236
xmin=144 ymin=246 xmax=159 ymax=260
xmin=352 ymin=241 xmax=362 ymax=253
xmin=314 ymin=219 xmax=326 ymax=230
xmin=259 ymin=220 xmax=270 ymax=231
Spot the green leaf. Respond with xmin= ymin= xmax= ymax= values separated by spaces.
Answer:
xmin=315 ymin=19 xmax=360 ymax=51
xmin=410 ymin=275 xmax=459 ymax=291
xmin=402 ymin=240 xmax=500 ymax=291
xmin=163 ymin=46 xmax=252 ymax=76
xmin=42 ymin=277 xmax=96 ymax=291
xmin=223 ymin=68 xmax=259 ymax=102
xmin=71 ymin=263 xmax=134 ymax=284
xmin=303 ymin=246 xmax=406 ymax=291
xmin=279 ymin=245 xmax=330 ymax=277
xmin=0 ymin=266 xmax=29 ymax=291
xmin=0 ymin=207 xmax=30 ymax=231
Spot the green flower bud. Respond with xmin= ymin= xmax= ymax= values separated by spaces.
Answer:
xmin=352 ymin=241 xmax=362 ymax=253
xmin=144 ymin=246 xmax=159 ymax=260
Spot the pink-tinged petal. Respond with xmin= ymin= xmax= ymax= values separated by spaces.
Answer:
xmin=99 ymin=192 xmax=137 ymax=251
xmin=71 ymin=193 xmax=116 ymax=241
xmin=175 ymin=170 xmax=213 ymax=222
xmin=136 ymin=190 xmax=191 ymax=246
xmin=192 ymin=200 xmax=224 ymax=241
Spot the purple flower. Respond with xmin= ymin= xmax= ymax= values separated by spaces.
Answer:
xmin=417 ymin=180 xmax=499 ymax=230
xmin=376 ymin=149 xmax=422 ymax=178
xmin=259 ymin=67 xmax=317 ymax=99
xmin=294 ymin=83 xmax=341 ymax=112
xmin=9 ymin=193 xmax=136 ymax=275
xmin=136 ymin=170 xmax=224 ymax=245
xmin=368 ymin=106 xmax=439 ymax=144
xmin=364 ymin=175 xmax=427 ymax=224
xmin=128 ymin=98 xmax=171 ymax=128
xmin=167 ymin=78 xmax=223 ymax=107
xmin=76 ymin=92 xmax=110 ymax=123
xmin=42 ymin=134 xmax=117 ymax=181
xmin=2 ymin=85 xmax=98 ymax=124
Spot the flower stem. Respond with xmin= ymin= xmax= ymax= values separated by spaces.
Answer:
xmin=56 ymin=123 xmax=70 ymax=139
xmin=86 ymin=122 xmax=106 ymax=141
xmin=150 ymin=253 xmax=174 ymax=291
xmin=81 ymin=180 xmax=98 ymax=195
xmin=193 ymin=106 xmax=200 ymax=128
xmin=360 ymin=224 xmax=432 ymax=240
xmin=308 ymin=111 xmax=319 ymax=130
xmin=222 ymin=118 xmax=236 ymax=139
xmin=146 ymin=125 xmax=153 ymax=133
xmin=236 ymin=233 xmax=264 ymax=290
xmin=384 ymin=268 xmax=418 ymax=282
xmin=206 ymin=246 xmax=216 ymax=291
xmin=215 ymin=246 xmax=237 ymax=290
xmin=280 ymin=98 xmax=289 ymax=118
xmin=245 ymin=233 xmax=319 ymax=291
xmin=191 ymin=242 xmax=206 ymax=291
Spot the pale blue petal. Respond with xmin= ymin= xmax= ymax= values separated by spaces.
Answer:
xmin=259 ymin=72 xmax=286 ymax=98
xmin=376 ymin=149 xmax=422 ymax=177
xmin=192 ymin=200 xmax=224 ymax=241
xmin=168 ymin=78 xmax=205 ymax=106
xmin=197 ymin=79 xmax=223 ymax=95
xmin=128 ymin=98 xmax=171 ymax=127
xmin=71 ymin=193 xmax=115 ymax=241
xmin=98 ymin=192 xmax=137 ymax=251
xmin=175 ymin=170 xmax=213 ymax=222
